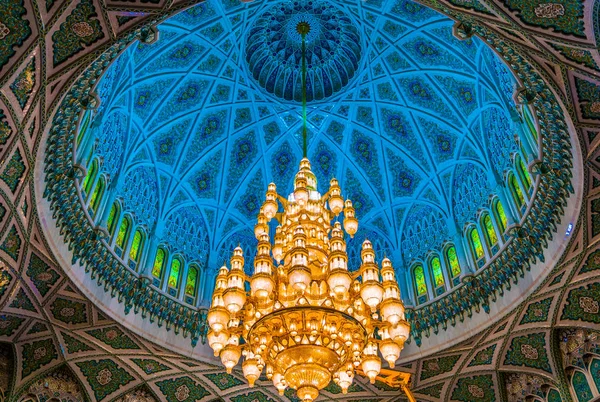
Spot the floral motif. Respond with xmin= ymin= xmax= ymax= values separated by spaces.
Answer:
xmin=175 ymin=385 xmax=190 ymax=401
xmin=468 ymin=384 xmax=485 ymax=398
xmin=26 ymin=252 xmax=60 ymax=297
xmin=50 ymin=298 xmax=88 ymax=325
xmin=520 ymin=344 xmax=539 ymax=360
xmin=9 ymin=57 xmax=35 ymax=109
xmin=96 ymin=368 xmax=112 ymax=386
xmin=51 ymin=0 xmax=104 ymax=66
xmin=0 ymin=149 xmax=26 ymax=193
xmin=534 ymin=3 xmax=564 ymax=18
xmin=579 ymin=297 xmax=599 ymax=314
xmin=21 ymin=339 xmax=58 ymax=378
xmin=0 ymin=0 xmax=32 ymax=69
xmin=452 ymin=375 xmax=495 ymax=401
xmin=156 ymin=377 xmax=209 ymax=402
xmin=0 ymin=22 xmax=9 ymax=39
xmin=504 ymin=333 xmax=551 ymax=373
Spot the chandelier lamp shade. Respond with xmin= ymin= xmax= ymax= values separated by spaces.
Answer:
xmin=207 ymin=21 xmax=410 ymax=402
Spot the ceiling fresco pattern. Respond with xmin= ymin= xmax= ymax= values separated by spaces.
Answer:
xmin=0 ymin=0 xmax=598 ymax=401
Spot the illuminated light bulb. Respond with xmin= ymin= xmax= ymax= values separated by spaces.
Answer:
xmin=207 ymin=330 xmax=229 ymax=356
xmin=336 ymin=369 xmax=354 ymax=394
xmin=360 ymin=278 xmax=383 ymax=312
xmin=361 ymin=355 xmax=381 ymax=384
xmin=242 ymin=358 xmax=262 ymax=387
xmin=379 ymin=339 xmax=401 ymax=368
xmin=328 ymin=178 xmax=344 ymax=215
xmin=224 ymin=247 xmax=247 ymax=314
xmin=343 ymin=200 xmax=358 ymax=237
xmin=380 ymin=299 xmax=405 ymax=326
xmin=273 ymin=226 xmax=284 ymax=262
xmin=389 ymin=320 xmax=411 ymax=344
xmin=263 ymin=183 xmax=278 ymax=219
xmin=220 ymin=344 xmax=241 ymax=374
xmin=207 ymin=306 xmax=230 ymax=333
xmin=273 ymin=372 xmax=287 ymax=395
xmin=327 ymin=269 xmax=352 ymax=297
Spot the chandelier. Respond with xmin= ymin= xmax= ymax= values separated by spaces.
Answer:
xmin=207 ymin=21 xmax=410 ymax=402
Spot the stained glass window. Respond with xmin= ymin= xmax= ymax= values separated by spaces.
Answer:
xmin=185 ymin=265 xmax=199 ymax=297
xmin=546 ymin=389 xmax=562 ymax=402
xmin=152 ymin=248 xmax=165 ymax=279
xmin=430 ymin=256 xmax=445 ymax=288
xmin=82 ymin=159 xmax=98 ymax=196
xmin=517 ymin=157 xmax=532 ymax=190
xmin=77 ymin=110 xmax=91 ymax=146
xmin=116 ymin=217 xmax=130 ymax=250
xmin=482 ymin=214 xmax=498 ymax=247
xmin=414 ymin=264 xmax=427 ymax=296
xmin=106 ymin=203 xmax=118 ymax=235
xmin=470 ymin=228 xmax=485 ymax=260
xmin=523 ymin=107 xmax=538 ymax=141
xmin=509 ymin=173 xmax=525 ymax=209
xmin=446 ymin=246 xmax=461 ymax=278
xmin=168 ymin=258 xmax=181 ymax=289
xmin=495 ymin=200 xmax=507 ymax=232
xmin=89 ymin=177 xmax=104 ymax=215
xmin=129 ymin=230 xmax=143 ymax=262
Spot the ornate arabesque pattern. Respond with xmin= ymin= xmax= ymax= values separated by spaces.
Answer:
xmin=0 ymin=0 xmax=598 ymax=400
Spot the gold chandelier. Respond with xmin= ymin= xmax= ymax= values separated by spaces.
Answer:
xmin=206 ymin=21 xmax=410 ymax=402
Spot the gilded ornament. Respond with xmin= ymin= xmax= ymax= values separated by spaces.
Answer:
xmin=579 ymin=296 xmax=599 ymax=314
xmin=96 ymin=368 xmax=112 ymax=386
xmin=534 ymin=3 xmax=565 ymax=18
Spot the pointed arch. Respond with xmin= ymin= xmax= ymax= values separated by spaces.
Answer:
xmin=572 ymin=370 xmax=593 ymax=402
xmin=481 ymin=212 xmax=498 ymax=254
xmin=106 ymin=202 xmax=120 ymax=237
xmin=184 ymin=264 xmax=200 ymax=304
xmin=413 ymin=263 xmax=427 ymax=305
xmin=445 ymin=244 xmax=461 ymax=285
xmin=88 ymin=175 xmax=105 ymax=216
xmin=508 ymin=172 xmax=525 ymax=214
xmin=468 ymin=226 xmax=485 ymax=268
xmin=115 ymin=216 xmax=131 ymax=257
xmin=516 ymin=155 xmax=532 ymax=193
xmin=82 ymin=158 xmax=98 ymax=197
xmin=429 ymin=255 xmax=445 ymax=296
xmin=128 ymin=229 xmax=144 ymax=271
xmin=152 ymin=247 xmax=167 ymax=287
xmin=167 ymin=256 xmax=183 ymax=296
xmin=492 ymin=198 xmax=508 ymax=233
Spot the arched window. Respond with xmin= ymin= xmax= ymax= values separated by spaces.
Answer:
xmin=493 ymin=199 xmax=508 ymax=233
xmin=429 ymin=256 xmax=445 ymax=296
xmin=81 ymin=159 xmax=98 ymax=197
xmin=590 ymin=358 xmax=600 ymax=396
xmin=509 ymin=173 xmax=525 ymax=213
xmin=481 ymin=213 xmax=498 ymax=254
xmin=106 ymin=202 xmax=119 ymax=237
xmin=128 ymin=229 xmax=144 ymax=270
xmin=168 ymin=257 xmax=182 ymax=296
xmin=522 ymin=106 xmax=538 ymax=142
xmin=516 ymin=157 xmax=532 ymax=193
xmin=413 ymin=264 xmax=427 ymax=304
xmin=185 ymin=264 xmax=199 ymax=304
xmin=151 ymin=248 xmax=166 ymax=287
xmin=469 ymin=227 xmax=485 ymax=268
xmin=571 ymin=370 xmax=593 ymax=402
xmin=77 ymin=110 xmax=92 ymax=146
xmin=445 ymin=245 xmax=461 ymax=286
xmin=88 ymin=176 xmax=105 ymax=216
xmin=115 ymin=217 xmax=130 ymax=257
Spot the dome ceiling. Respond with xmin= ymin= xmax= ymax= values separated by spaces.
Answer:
xmin=91 ymin=0 xmax=523 ymax=285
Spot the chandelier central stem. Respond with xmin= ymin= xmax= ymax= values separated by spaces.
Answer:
xmin=298 ymin=22 xmax=310 ymax=158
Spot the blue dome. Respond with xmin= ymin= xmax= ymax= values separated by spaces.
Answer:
xmin=76 ymin=0 xmax=539 ymax=308
xmin=246 ymin=0 xmax=361 ymax=101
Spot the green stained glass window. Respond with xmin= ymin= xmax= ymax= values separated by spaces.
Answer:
xmin=510 ymin=174 xmax=525 ymax=209
xmin=129 ymin=230 xmax=143 ymax=262
xmin=89 ymin=177 xmax=104 ymax=215
xmin=152 ymin=248 xmax=165 ymax=279
xmin=470 ymin=228 xmax=484 ymax=260
xmin=523 ymin=107 xmax=538 ymax=141
xmin=185 ymin=265 xmax=199 ymax=297
xmin=483 ymin=214 xmax=498 ymax=247
xmin=414 ymin=264 xmax=427 ymax=296
xmin=82 ymin=160 xmax=97 ymax=195
xmin=116 ymin=218 xmax=130 ymax=249
xmin=77 ymin=110 xmax=91 ymax=146
xmin=495 ymin=200 xmax=507 ymax=232
xmin=430 ymin=257 xmax=444 ymax=288
xmin=106 ymin=203 xmax=118 ymax=235
xmin=446 ymin=246 xmax=461 ymax=278
xmin=168 ymin=258 xmax=181 ymax=289
xmin=517 ymin=158 xmax=532 ymax=190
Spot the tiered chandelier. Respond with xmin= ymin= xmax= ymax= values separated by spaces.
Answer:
xmin=207 ymin=21 xmax=410 ymax=402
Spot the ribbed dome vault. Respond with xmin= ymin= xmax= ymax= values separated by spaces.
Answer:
xmin=84 ymin=0 xmax=533 ymax=305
